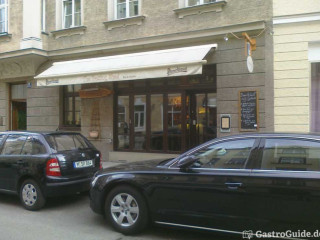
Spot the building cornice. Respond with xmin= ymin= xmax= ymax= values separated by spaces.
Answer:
xmin=273 ymin=12 xmax=320 ymax=25
xmin=0 ymin=21 xmax=266 ymax=61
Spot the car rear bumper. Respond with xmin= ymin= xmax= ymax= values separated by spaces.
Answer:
xmin=44 ymin=177 xmax=92 ymax=197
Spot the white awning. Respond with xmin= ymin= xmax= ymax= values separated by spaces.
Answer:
xmin=35 ymin=44 xmax=217 ymax=87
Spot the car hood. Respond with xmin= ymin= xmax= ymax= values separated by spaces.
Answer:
xmin=98 ymin=158 xmax=174 ymax=175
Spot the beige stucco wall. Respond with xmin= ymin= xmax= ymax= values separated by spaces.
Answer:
xmin=273 ymin=0 xmax=320 ymax=132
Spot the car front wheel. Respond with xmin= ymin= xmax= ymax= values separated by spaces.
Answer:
xmin=105 ymin=186 xmax=148 ymax=235
xmin=20 ymin=179 xmax=46 ymax=211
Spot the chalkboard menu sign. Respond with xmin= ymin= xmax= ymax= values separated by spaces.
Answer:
xmin=239 ymin=90 xmax=259 ymax=131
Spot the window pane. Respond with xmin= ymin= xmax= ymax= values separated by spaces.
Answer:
xmin=75 ymin=0 xmax=81 ymax=12
xmin=0 ymin=134 xmax=4 ymax=144
xmin=21 ymin=138 xmax=33 ymax=155
xmin=32 ymin=139 xmax=47 ymax=155
xmin=0 ymin=8 xmax=5 ymax=22
xmin=260 ymin=139 xmax=320 ymax=171
xmin=118 ymin=135 xmax=129 ymax=150
xmin=45 ymin=134 xmax=88 ymax=152
xmin=1 ymin=135 xmax=27 ymax=155
xmin=64 ymin=15 xmax=72 ymax=28
xmin=191 ymin=139 xmax=255 ymax=169
xmin=0 ymin=0 xmax=6 ymax=5
xmin=188 ymin=0 xmax=200 ymax=6
xmin=206 ymin=93 xmax=217 ymax=140
xmin=167 ymin=94 xmax=182 ymax=133
xmin=204 ymin=0 xmax=216 ymax=3
xmin=74 ymin=12 xmax=81 ymax=26
xmin=117 ymin=2 xmax=126 ymax=19
xmin=118 ymin=96 xmax=129 ymax=134
xmin=151 ymin=135 xmax=163 ymax=150
xmin=151 ymin=94 xmax=163 ymax=134
xmin=168 ymin=135 xmax=181 ymax=152
xmin=134 ymin=135 xmax=145 ymax=150
xmin=134 ymin=95 xmax=146 ymax=133
xmin=129 ymin=0 xmax=138 ymax=17
xmin=75 ymin=97 xmax=81 ymax=111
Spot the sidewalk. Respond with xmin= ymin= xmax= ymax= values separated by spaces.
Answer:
xmin=102 ymin=161 xmax=123 ymax=169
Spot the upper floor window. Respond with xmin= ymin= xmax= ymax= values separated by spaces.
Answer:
xmin=0 ymin=0 xmax=8 ymax=33
xmin=63 ymin=0 xmax=81 ymax=28
xmin=115 ymin=0 xmax=138 ymax=19
xmin=186 ymin=0 xmax=215 ymax=7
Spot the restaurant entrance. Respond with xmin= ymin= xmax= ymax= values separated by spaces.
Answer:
xmin=114 ymin=64 xmax=217 ymax=153
xmin=187 ymin=92 xmax=217 ymax=149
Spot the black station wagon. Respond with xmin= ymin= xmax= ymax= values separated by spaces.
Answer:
xmin=90 ymin=133 xmax=320 ymax=237
xmin=0 ymin=131 xmax=101 ymax=210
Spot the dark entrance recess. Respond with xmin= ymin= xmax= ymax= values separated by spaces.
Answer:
xmin=10 ymin=84 xmax=27 ymax=131
xmin=114 ymin=64 xmax=217 ymax=153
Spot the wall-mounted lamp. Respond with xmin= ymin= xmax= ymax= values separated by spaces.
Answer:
xmin=224 ymin=34 xmax=229 ymax=42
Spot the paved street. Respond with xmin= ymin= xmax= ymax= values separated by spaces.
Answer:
xmin=0 ymin=163 xmax=238 ymax=240
xmin=0 ymin=193 xmax=238 ymax=240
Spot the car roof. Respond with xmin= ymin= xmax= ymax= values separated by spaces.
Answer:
xmin=0 ymin=131 xmax=81 ymax=136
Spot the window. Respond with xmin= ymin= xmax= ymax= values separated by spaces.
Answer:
xmin=63 ymin=0 xmax=81 ymax=28
xmin=41 ymin=0 xmax=46 ymax=32
xmin=1 ymin=135 xmax=27 ymax=155
xmin=186 ymin=0 xmax=216 ymax=7
xmin=259 ymin=139 xmax=320 ymax=172
xmin=189 ymin=139 xmax=255 ymax=169
xmin=21 ymin=138 xmax=47 ymax=155
xmin=63 ymin=85 xmax=81 ymax=127
xmin=0 ymin=0 xmax=8 ymax=33
xmin=115 ymin=0 xmax=139 ymax=19
xmin=0 ymin=134 xmax=4 ymax=144
xmin=45 ymin=134 xmax=89 ymax=152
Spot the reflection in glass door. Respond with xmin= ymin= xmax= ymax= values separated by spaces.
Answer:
xmin=187 ymin=92 xmax=217 ymax=149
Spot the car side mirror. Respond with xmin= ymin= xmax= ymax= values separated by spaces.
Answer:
xmin=177 ymin=156 xmax=196 ymax=169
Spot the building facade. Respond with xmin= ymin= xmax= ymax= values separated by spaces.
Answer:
xmin=273 ymin=0 xmax=320 ymax=133
xmin=0 ymin=0 xmax=273 ymax=161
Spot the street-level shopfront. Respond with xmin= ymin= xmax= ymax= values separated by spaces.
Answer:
xmin=35 ymin=44 xmax=218 ymax=156
xmin=114 ymin=64 xmax=217 ymax=153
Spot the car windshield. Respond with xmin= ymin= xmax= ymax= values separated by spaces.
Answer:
xmin=45 ymin=134 xmax=90 ymax=152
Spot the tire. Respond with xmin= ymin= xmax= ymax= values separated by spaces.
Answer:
xmin=19 ymin=179 xmax=46 ymax=211
xmin=105 ymin=185 xmax=148 ymax=235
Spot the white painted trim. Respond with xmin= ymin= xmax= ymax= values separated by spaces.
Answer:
xmin=273 ymin=12 xmax=320 ymax=25
xmin=308 ymin=42 xmax=320 ymax=63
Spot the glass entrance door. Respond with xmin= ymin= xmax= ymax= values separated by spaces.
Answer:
xmin=187 ymin=92 xmax=217 ymax=149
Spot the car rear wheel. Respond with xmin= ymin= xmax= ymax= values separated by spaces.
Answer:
xmin=20 ymin=179 xmax=46 ymax=211
xmin=105 ymin=186 xmax=148 ymax=235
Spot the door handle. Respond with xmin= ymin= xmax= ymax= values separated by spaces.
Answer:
xmin=225 ymin=182 xmax=243 ymax=190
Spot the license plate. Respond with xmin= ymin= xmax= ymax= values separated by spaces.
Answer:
xmin=73 ymin=160 xmax=93 ymax=168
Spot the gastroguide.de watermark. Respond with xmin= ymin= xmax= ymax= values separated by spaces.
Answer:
xmin=242 ymin=230 xmax=320 ymax=239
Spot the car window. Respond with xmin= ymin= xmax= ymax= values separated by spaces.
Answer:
xmin=189 ymin=139 xmax=255 ymax=169
xmin=259 ymin=138 xmax=320 ymax=171
xmin=0 ymin=134 xmax=4 ymax=145
xmin=45 ymin=134 xmax=90 ymax=152
xmin=1 ymin=135 xmax=27 ymax=155
xmin=21 ymin=138 xmax=47 ymax=155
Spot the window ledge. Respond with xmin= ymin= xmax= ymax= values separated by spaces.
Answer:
xmin=103 ymin=15 xmax=146 ymax=30
xmin=51 ymin=26 xmax=87 ymax=39
xmin=0 ymin=32 xmax=12 ymax=42
xmin=174 ymin=1 xmax=227 ymax=19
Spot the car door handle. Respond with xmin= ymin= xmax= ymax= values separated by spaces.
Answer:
xmin=225 ymin=182 xmax=243 ymax=190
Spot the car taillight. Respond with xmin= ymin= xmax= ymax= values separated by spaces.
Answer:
xmin=46 ymin=158 xmax=61 ymax=176
xmin=99 ymin=153 xmax=103 ymax=169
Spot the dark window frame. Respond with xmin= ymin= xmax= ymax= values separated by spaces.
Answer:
xmin=62 ymin=85 xmax=81 ymax=128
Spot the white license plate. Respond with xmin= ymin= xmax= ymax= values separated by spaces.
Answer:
xmin=73 ymin=160 xmax=93 ymax=168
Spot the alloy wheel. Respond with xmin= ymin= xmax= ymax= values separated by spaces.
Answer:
xmin=110 ymin=193 xmax=139 ymax=227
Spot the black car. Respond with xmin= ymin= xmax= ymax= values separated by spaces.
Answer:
xmin=90 ymin=133 xmax=320 ymax=236
xmin=0 ymin=131 xmax=101 ymax=210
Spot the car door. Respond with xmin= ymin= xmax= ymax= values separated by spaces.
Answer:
xmin=150 ymin=137 xmax=259 ymax=232
xmin=0 ymin=134 xmax=27 ymax=191
xmin=247 ymin=137 xmax=320 ymax=232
